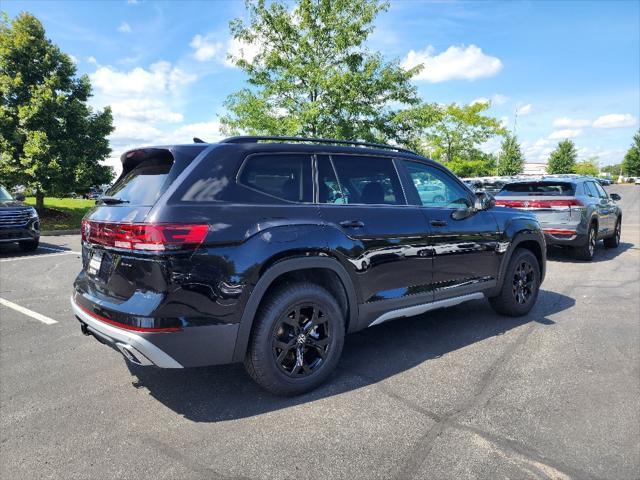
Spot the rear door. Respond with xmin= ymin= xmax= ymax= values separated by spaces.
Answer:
xmin=400 ymin=160 xmax=501 ymax=301
xmin=316 ymin=154 xmax=433 ymax=316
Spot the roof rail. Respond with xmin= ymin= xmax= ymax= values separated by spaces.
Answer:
xmin=219 ymin=135 xmax=418 ymax=155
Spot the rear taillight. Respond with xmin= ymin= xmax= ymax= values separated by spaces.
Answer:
xmin=495 ymin=199 xmax=584 ymax=209
xmin=81 ymin=220 xmax=208 ymax=251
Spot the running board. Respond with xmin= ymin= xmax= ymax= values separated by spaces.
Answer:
xmin=368 ymin=292 xmax=485 ymax=327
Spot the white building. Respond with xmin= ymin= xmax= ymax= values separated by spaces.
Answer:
xmin=522 ymin=162 xmax=547 ymax=175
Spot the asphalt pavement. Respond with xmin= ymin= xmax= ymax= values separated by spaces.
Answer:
xmin=1 ymin=185 xmax=638 ymax=480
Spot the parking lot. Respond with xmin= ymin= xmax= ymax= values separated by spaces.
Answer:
xmin=0 ymin=184 xmax=638 ymax=480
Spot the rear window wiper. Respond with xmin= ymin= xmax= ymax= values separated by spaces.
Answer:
xmin=99 ymin=196 xmax=130 ymax=204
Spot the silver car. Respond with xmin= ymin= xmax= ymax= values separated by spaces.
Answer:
xmin=494 ymin=176 xmax=622 ymax=260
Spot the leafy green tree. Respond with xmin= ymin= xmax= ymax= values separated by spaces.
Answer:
xmin=395 ymin=102 xmax=505 ymax=163
xmin=0 ymin=12 xmax=114 ymax=210
xmin=574 ymin=156 xmax=599 ymax=177
xmin=221 ymin=0 xmax=421 ymax=142
xmin=601 ymin=163 xmax=622 ymax=175
xmin=447 ymin=150 xmax=497 ymax=178
xmin=621 ymin=130 xmax=640 ymax=176
xmin=496 ymin=132 xmax=524 ymax=175
xmin=547 ymin=139 xmax=577 ymax=174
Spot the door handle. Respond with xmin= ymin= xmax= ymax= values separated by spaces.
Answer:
xmin=339 ymin=220 xmax=365 ymax=229
xmin=430 ymin=220 xmax=448 ymax=227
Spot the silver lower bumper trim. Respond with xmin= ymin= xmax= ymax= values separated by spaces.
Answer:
xmin=71 ymin=296 xmax=183 ymax=368
xmin=369 ymin=292 xmax=485 ymax=327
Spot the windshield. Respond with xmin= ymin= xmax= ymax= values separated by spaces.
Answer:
xmin=0 ymin=185 xmax=13 ymax=201
xmin=105 ymin=158 xmax=173 ymax=205
xmin=497 ymin=182 xmax=576 ymax=196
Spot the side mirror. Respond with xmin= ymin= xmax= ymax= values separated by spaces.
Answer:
xmin=474 ymin=191 xmax=495 ymax=211
xmin=14 ymin=193 xmax=25 ymax=201
xmin=610 ymin=193 xmax=621 ymax=201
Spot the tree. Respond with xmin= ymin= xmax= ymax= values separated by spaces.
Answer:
xmin=496 ymin=132 xmax=524 ymax=175
xmin=220 ymin=0 xmax=421 ymax=142
xmin=621 ymin=130 xmax=640 ymax=176
xmin=574 ymin=156 xmax=599 ymax=177
xmin=547 ymin=139 xmax=577 ymax=174
xmin=394 ymin=101 xmax=505 ymax=163
xmin=447 ymin=150 xmax=497 ymax=178
xmin=0 ymin=13 xmax=114 ymax=210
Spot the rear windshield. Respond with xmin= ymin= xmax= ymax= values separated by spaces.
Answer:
xmin=497 ymin=182 xmax=576 ymax=196
xmin=105 ymin=146 xmax=206 ymax=205
xmin=106 ymin=157 xmax=173 ymax=205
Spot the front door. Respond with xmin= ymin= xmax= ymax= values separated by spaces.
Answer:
xmin=400 ymin=160 xmax=501 ymax=301
xmin=315 ymin=154 xmax=434 ymax=326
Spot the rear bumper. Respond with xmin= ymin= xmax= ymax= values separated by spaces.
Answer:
xmin=71 ymin=294 xmax=239 ymax=368
xmin=543 ymin=230 xmax=586 ymax=247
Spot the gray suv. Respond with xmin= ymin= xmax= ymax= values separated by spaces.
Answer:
xmin=495 ymin=176 xmax=622 ymax=260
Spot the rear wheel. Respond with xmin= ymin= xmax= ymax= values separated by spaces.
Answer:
xmin=18 ymin=238 xmax=39 ymax=252
xmin=574 ymin=223 xmax=597 ymax=260
xmin=489 ymin=249 xmax=540 ymax=317
xmin=244 ymin=282 xmax=345 ymax=396
xmin=603 ymin=218 xmax=621 ymax=248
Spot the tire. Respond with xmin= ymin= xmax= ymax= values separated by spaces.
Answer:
xmin=18 ymin=238 xmax=39 ymax=252
xmin=573 ymin=223 xmax=597 ymax=260
xmin=603 ymin=218 xmax=621 ymax=249
xmin=244 ymin=282 xmax=345 ymax=396
xmin=489 ymin=248 xmax=541 ymax=317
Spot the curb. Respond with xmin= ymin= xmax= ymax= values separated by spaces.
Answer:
xmin=41 ymin=229 xmax=80 ymax=236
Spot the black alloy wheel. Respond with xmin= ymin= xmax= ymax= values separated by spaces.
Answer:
xmin=512 ymin=260 xmax=535 ymax=305
xmin=272 ymin=304 xmax=331 ymax=377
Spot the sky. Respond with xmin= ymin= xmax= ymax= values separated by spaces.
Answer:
xmin=3 ymin=0 xmax=639 ymax=175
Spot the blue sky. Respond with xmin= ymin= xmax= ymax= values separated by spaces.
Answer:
xmin=3 ymin=0 xmax=639 ymax=174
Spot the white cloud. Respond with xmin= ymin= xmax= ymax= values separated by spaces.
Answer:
xmin=110 ymin=120 xmax=163 ymax=142
xmin=521 ymin=138 xmax=553 ymax=162
xmin=190 ymin=34 xmax=224 ymax=62
xmin=69 ymin=54 xmax=79 ymax=64
xmin=402 ymin=44 xmax=502 ymax=83
xmin=110 ymin=99 xmax=183 ymax=123
xmin=548 ymin=128 xmax=583 ymax=139
xmin=87 ymin=56 xmax=98 ymax=65
xmin=90 ymin=62 xmax=196 ymax=97
xmin=552 ymin=117 xmax=591 ymax=128
xmin=471 ymin=94 xmax=509 ymax=107
xmin=126 ymin=0 xmax=138 ymax=4
xmin=517 ymin=103 xmax=532 ymax=116
xmin=117 ymin=22 xmax=132 ymax=33
xmin=165 ymin=120 xmax=223 ymax=144
xmin=225 ymin=37 xmax=261 ymax=67
xmin=592 ymin=113 xmax=637 ymax=129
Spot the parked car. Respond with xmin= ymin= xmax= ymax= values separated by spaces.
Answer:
xmin=596 ymin=177 xmax=612 ymax=186
xmin=83 ymin=186 xmax=104 ymax=200
xmin=0 ymin=184 xmax=40 ymax=251
xmin=494 ymin=177 xmax=622 ymax=260
xmin=72 ymin=137 xmax=546 ymax=395
xmin=635 ymin=178 xmax=640 ymax=185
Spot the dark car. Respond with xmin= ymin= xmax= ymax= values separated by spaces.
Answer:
xmin=0 ymin=184 xmax=40 ymax=251
xmin=494 ymin=177 xmax=622 ymax=260
xmin=72 ymin=137 xmax=546 ymax=395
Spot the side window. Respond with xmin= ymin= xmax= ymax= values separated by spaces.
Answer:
xmin=317 ymin=155 xmax=347 ymax=204
xmin=330 ymin=155 xmax=405 ymax=205
xmin=583 ymin=182 xmax=596 ymax=197
xmin=404 ymin=161 xmax=472 ymax=208
xmin=238 ymin=154 xmax=312 ymax=203
xmin=592 ymin=181 xmax=608 ymax=199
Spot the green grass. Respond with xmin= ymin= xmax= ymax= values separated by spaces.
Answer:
xmin=25 ymin=197 xmax=95 ymax=231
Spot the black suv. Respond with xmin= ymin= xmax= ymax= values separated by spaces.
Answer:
xmin=72 ymin=137 xmax=546 ymax=395
xmin=0 ymin=184 xmax=40 ymax=251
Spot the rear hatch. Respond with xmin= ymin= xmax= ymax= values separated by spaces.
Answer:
xmin=494 ymin=181 xmax=584 ymax=233
xmin=77 ymin=145 xmax=209 ymax=310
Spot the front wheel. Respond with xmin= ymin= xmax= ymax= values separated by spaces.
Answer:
xmin=603 ymin=219 xmax=621 ymax=249
xmin=244 ymin=283 xmax=345 ymax=396
xmin=489 ymin=249 xmax=541 ymax=317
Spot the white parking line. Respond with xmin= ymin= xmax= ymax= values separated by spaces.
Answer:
xmin=0 ymin=251 xmax=79 ymax=263
xmin=38 ymin=246 xmax=81 ymax=255
xmin=0 ymin=297 xmax=58 ymax=325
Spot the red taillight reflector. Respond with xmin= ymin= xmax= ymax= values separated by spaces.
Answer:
xmin=543 ymin=228 xmax=577 ymax=235
xmin=76 ymin=301 xmax=181 ymax=333
xmin=82 ymin=221 xmax=208 ymax=251
xmin=495 ymin=199 xmax=584 ymax=209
